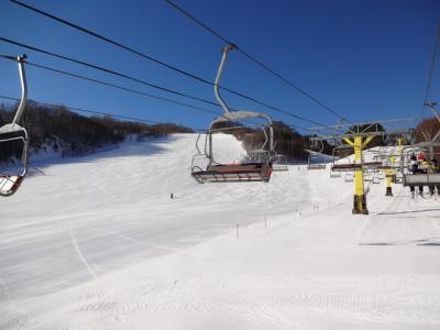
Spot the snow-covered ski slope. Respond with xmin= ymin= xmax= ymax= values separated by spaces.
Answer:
xmin=1 ymin=133 xmax=440 ymax=330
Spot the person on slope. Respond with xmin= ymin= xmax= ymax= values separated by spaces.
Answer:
xmin=417 ymin=152 xmax=430 ymax=196
xmin=429 ymin=159 xmax=440 ymax=196
xmin=408 ymin=153 xmax=418 ymax=199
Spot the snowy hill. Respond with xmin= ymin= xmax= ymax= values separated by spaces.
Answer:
xmin=1 ymin=133 xmax=440 ymax=329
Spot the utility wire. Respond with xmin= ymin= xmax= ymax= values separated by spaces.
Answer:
xmin=164 ymin=0 xmax=353 ymax=125
xmin=422 ymin=24 xmax=440 ymax=115
xmin=0 ymin=54 xmax=219 ymax=116
xmin=7 ymin=1 xmax=335 ymax=129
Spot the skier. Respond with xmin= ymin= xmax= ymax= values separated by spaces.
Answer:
xmin=416 ymin=152 xmax=429 ymax=196
xmin=408 ymin=153 xmax=418 ymax=199
xmin=429 ymin=159 xmax=440 ymax=196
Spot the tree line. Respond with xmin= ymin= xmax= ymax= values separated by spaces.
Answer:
xmin=0 ymin=101 xmax=192 ymax=163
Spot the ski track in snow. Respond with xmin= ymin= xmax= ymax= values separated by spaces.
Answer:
xmin=69 ymin=224 xmax=98 ymax=280
xmin=1 ymin=134 xmax=440 ymax=329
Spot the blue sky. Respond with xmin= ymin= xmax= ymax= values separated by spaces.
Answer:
xmin=0 ymin=0 xmax=439 ymax=132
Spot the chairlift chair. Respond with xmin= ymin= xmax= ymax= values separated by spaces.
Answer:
xmin=363 ymin=171 xmax=373 ymax=182
xmin=306 ymin=138 xmax=327 ymax=170
xmin=272 ymin=153 xmax=288 ymax=171
xmin=344 ymin=173 xmax=354 ymax=182
xmin=401 ymin=141 xmax=440 ymax=188
xmin=307 ymin=153 xmax=327 ymax=170
xmin=329 ymin=144 xmax=356 ymax=177
xmin=0 ymin=55 xmax=29 ymax=197
xmin=247 ymin=124 xmax=276 ymax=163
xmin=191 ymin=45 xmax=274 ymax=183
xmin=372 ymin=174 xmax=381 ymax=184
xmin=377 ymin=171 xmax=385 ymax=180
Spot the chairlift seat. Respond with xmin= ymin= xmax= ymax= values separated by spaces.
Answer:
xmin=192 ymin=162 xmax=272 ymax=183
xmin=344 ymin=173 xmax=354 ymax=182
xmin=331 ymin=163 xmax=362 ymax=172
xmin=307 ymin=164 xmax=327 ymax=170
xmin=330 ymin=171 xmax=342 ymax=178
xmin=0 ymin=175 xmax=24 ymax=196
xmin=362 ymin=161 xmax=383 ymax=168
xmin=377 ymin=165 xmax=399 ymax=170
xmin=403 ymin=173 xmax=440 ymax=187
xmin=0 ymin=125 xmax=28 ymax=197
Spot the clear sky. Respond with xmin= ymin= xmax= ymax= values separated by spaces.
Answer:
xmin=0 ymin=0 xmax=439 ymax=132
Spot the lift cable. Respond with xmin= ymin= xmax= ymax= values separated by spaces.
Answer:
xmin=0 ymin=38 xmax=330 ymax=130
xmin=0 ymin=56 xmax=313 ymax=134
xmin=6 ymin=1 xmax=336 ymax=129
xmin=0 ymin=94 xmax=164 ymax=125
xmin=422 ymin=24 xmax=440 ymax=116
xmin=1 ymin=94 xmax=323 ymax=137
xmin=0 ymin=95 xmax=209 ymax=133
xmin=0 ymin=37 xmax=219 ymax=108
xmin=164 ymin=0 xmax=353 ymax=125
xmin=0 ymin=54 xmax=219 ymax=116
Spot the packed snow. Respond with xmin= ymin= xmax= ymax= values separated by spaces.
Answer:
xmin=1 ymin=133 xmax=440 ymax=329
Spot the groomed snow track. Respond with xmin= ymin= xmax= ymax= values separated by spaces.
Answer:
xmin=1 ymin=134 xmax=439 ymax=330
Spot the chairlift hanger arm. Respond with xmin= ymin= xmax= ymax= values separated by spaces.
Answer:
xmin=426 ymin=102 xmax=440 ymax=122
xmin=210 ymin=44 xmax=275 ymax=152
xmin=425 ymin=102 xmax=440 ymax=141
xmin=213 ymin=45 xmax=273 ymax=123
xmin=13 ymin=55 xmax=28 ymax=125
xmin=214 ymin=44 xmax=235 ymax=115
xmin=0 ymin=54 xmax=28 ymax=133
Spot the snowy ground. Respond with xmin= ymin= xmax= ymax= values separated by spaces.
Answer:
xmin=1 ymin=134 xmax=440 ymax=329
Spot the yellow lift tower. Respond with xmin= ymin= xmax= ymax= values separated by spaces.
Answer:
xmin=342 ymin=134 xmax=375 ymax=214
xmin=383 ymin=137 xmax=403 ymax=197
xmin=309 ymin=120 xmax=415 ymax=215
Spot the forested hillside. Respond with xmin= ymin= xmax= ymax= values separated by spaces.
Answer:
xmin=0 ymin=101 xmax=192 ymax=162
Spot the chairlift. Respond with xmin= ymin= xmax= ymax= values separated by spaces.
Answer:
xmin=191 ymin=45 xmax=274 ymax=183
xmin=262 ymin=138 xmax=288 ymax=172
xmin=377 ymin=171 xmax=385 ymax=180
xmin=372 ymin=174 xmax=381 ymax=184
xmin=344 ymin=173 xmax=354 ymax=182
xmin=363 ymin=171 xmax=373 ymax=182
xmin=247 ymin=124 xmax=276 ymax=163
xmin=271 ymin=152 xmax=288 ymax=172
xmin=307 ymin=153 xmax=327 ymax=170
xmin=310 ymin=137 xmax=324 ymax=153
xmin=329 ymin=144 xmax=355 ymax=177
xmin=401 ymin=137 xmax=440 ymax=188
xmin=307 ymin=138 xmax=327 ymax=170
xmin=0 ymin=55 xmax=28 ymax=197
